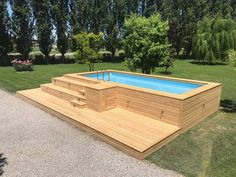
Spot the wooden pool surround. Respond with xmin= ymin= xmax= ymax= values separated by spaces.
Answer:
xmin=17 ymin=70 xmax=221 ymax=159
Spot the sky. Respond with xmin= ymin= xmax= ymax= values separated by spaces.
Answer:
xmin=6 ymin=2 xmax=57 ymax=40
xmin=7 ymin=2 xmax=12 ymax=17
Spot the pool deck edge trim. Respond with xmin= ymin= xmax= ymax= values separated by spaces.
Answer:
xmin=69 ymin=70 xmax=221 ymax=100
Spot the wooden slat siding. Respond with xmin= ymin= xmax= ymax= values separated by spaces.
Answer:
xmin=85 ymin=87 xmax=117 ymax=112
xmin=53 ymin=78 xmax=85 ymax=91
xmin=181 ymin=98 xmax=220 ymax=130
xmin=180 ymin=85 xmax=221 ymax=130
xmin=85 ymin=87 xmax=101 ymax=112
xmin=101 ymin=88 xmax=117 ymax=111
xmin=116 ymin=87 xmax=181 ymax=125
xmin=182 ymin=86 xmax=221 ymax=108
xmin=53 ymin=79 xmax=70 ymax=89
xmin=41 ymin=84 xmax=85 ymax=102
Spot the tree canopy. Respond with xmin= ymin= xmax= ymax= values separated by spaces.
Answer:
xmin=0 ymin=0 xmax=11 ymax=66
xmin=123 ymin=14 xmax=169 ymax=74
xmin=32 ymin=0 xmax=53 ymax=64
xmin=0 ymin=0 xmax=236 ymax=66
xmin=75 ymin=32 xmax=103 ymax=71
xmin=51 ymin=0 xmax=69 ymax=62
xmin=193 ymin=17 xmax=236 ymax=63
xmin=11 ymin=0 xmax=34 ymax=59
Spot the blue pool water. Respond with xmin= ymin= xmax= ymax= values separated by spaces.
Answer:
xmin=84 ymin=72 xmax=203 ymax=94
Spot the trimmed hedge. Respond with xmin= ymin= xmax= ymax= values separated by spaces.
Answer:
xmin=30 ymin=54 xmax=75 ymax=65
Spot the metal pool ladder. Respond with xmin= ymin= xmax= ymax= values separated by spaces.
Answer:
xmin=96 ymin=70 xmax=110 ymax=81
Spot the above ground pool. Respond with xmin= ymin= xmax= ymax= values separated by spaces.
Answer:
xmin=84 ymin=72 xmax=203 ymax=94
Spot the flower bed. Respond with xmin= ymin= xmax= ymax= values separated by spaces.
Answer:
xmin=11 ymin=59 xmax=33 ymax=72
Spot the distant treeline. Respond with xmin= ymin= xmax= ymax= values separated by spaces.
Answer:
xmin=0 ymin=0 xmax=236 ymax=66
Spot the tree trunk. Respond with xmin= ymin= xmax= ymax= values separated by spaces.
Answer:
xmin=61 ymin=54 xmax=65 ymax=64
xmin=22 ymin=52 xmax=29 ymax=60
xmin=45 ymin=54 xmax=49 ymax=65
xmin=142 ymin=67 xmax=151 ymax=74
xmin=111 ymin=50 xmax=116 ymax=63
xmin=165 ymin=66 xmax=169 ymax=73
xmin=88 ymin=64 xmax=92 ymax=71
xmin=91 ymin=63 xmax=95 ymax=71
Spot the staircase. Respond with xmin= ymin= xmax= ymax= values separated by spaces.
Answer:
xmin=40 ymin=75 xmax=97 ymax=109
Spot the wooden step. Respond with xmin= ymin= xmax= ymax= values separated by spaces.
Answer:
xmin=64 ymin=74 xmax=99 ymax=84
xmin=41 ymin=83 xmax=86 ymax=101
xmin=70 ymin=99 xmax=86 ymax=108
xmin=78 ymin=89 xmax=85 ymax=96
xmin=17 ymin=88 xmax=181 ymax=159
xmin=52 ymin=77 xmax=88 ymax=91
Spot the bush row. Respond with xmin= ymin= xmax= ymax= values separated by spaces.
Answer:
xmin=30 ymin=54 xmax=75 ymax=65
xmin=0 ymin=51 xmax=125 ymax=67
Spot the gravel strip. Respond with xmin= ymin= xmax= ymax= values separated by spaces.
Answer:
xmin=0 ymin=89 xmax=183 ymax=177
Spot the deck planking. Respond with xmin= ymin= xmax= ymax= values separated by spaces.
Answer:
xmin=17 ymin=88 xmax=180 ymax=157
xmin=16 ymin=70 xmax=221 ymax=159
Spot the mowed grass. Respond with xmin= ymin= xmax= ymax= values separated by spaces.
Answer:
xmin=153 ymin=61 xmax=236 ymax=177
xmin=0 ymin=63 xmax=127 ymax=92
xmin=0 ymin=60 xmax=235 ymax=177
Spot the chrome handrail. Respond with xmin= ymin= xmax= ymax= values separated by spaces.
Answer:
xmin=102 ymin=70 xmax=105 ymax=81
xmin=97 ymin=70 xmax=110 ymax=81
xmin=107 ymin=71 xmax=110 ymax=81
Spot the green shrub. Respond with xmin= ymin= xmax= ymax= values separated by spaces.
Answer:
xmin=228 ymin=50 xmax=236 ymax=67
xmin=11 ymin=59 xmax=33 ymax=71
xmin=162 ymin=48 xmax=175 ymax=73
xmin=193 ymin=17 xmax=236 ymax=64
xmin=123 ymin=14 xmax=169 ymax=74
xmin=75 ymin=32 xmax=103 ymax=71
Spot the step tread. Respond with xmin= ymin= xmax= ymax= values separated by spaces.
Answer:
xmin=70 ymin=99 xmax=86 ymax=106
xmin=41 ymin=83 xmax=86 ymax=99
xmin=53 ymin=77 xmax=91 ymax=87
xmin=64 ymin=74 xmax=99 ymax=84
xmin=78 ymin=89 xmax=85 ymax=93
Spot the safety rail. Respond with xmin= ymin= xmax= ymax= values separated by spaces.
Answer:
xmin=96 ymin=70 xmax=110 ymax=81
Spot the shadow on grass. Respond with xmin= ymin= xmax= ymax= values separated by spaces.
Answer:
xmin=220 ymin=99 xmax=236 ymax=113
xmin=158 ymin=71 xmax=173 ymax=75
xmin=190 ymin=61 xmax=226 ymax=66
xmin=0 ymin=153 xmax=7 ymax=176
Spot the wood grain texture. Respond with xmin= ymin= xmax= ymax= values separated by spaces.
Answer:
xmin=15 ymin=70 xmax=222 ymax=159
xmin=116 ymin=87 xmax=181 ymax=125
xmin=180 ymin=85 xmax=221 ymax=130
xmin=16 ymin=88 xmax=180 ymax=159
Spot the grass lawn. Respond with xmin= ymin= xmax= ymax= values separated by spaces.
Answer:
xmin=0 ymin=60 xmax=235 ymax=177
xmin=0 ymin=63 xmax=127 ymax=92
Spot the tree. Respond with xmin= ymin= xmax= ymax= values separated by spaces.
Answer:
xmin=68 ymin=0 xmax=80 ymax=35
xmin=11 ymin=0 xmax=34 ymax=59
xmin=125 ymin=0 xmax=139 ymax=15
xmin=0 ymin=0 xmax=12 ymax=66
xmin=75 ymin=32 xmax=103 ymax=71
xmin=32 ymin=0 xmax=53 ymax=64
xmin=228 ymin=50 xmax=236 ymax=67
xmin=163 ymin=48 xmax=175 ymax=73
xmin=104 ymin=0 xmax=125 ymax=62
xmin=89 ymin=0 xmax=108 ymax=34
xmin=123 ymin=14 xmax=169 ymax=74
xmin=51 ymin=0 xmax=69 ymax=63
xmin=193 ymin=17 xmax=236 ymax=64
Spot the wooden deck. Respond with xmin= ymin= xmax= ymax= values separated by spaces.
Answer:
xmin=16 ymin=70 xmax=221 ymax=159
xmin=17 ymin=88 xmax=180 ymax=159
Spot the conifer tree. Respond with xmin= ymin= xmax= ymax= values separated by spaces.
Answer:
xmin=11 ymin=0 xmax=34 ymax=59
xmin=51 ymin=0 xmax=69 ymax=63
xmin=0 ymin=0 xmax=11 ymax=66
xmin=104 ymin=0 xmax=126 ymax=62
xmin=32 ymin=0 xmax=53 ymax=64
